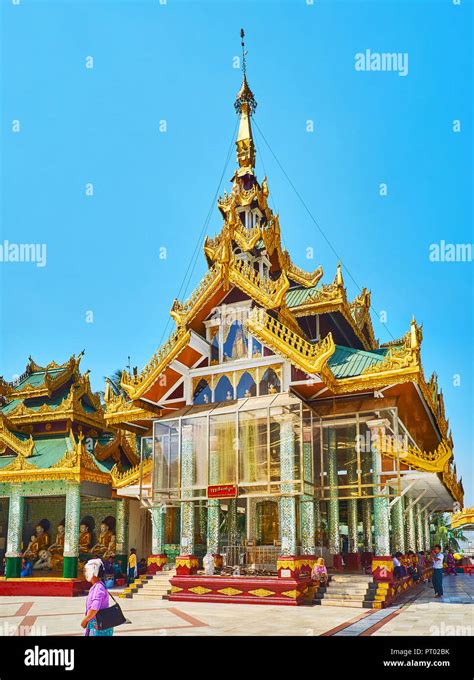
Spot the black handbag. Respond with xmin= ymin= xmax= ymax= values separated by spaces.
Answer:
xmin=95 ymin=587 xmax=128 ymax=630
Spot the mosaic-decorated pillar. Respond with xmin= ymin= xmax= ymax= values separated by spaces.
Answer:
xmin=327 ymin=428 xmax=340 ymax=556
xmin=368 ymin=419 xmax=390 ymax=557
xmin=207 ymin=499 xmax=220 ymax=554
xmin=5 ymin=484 xmax=24 ymax=578
xmin=390 ymin=494 xmax=405 ymax=553
xmin=63 ymin=481 xmax=81 ymax=578
xmin=300 ymin=440 xmax=316 ymax=554
xmin=207 ymin=433 xmax=222 ymax=564
xmin=278 ymin=413 xmax=297 ymax=556
xmin=415 ymin=504 xmax=424 ymax=552
xmin=177 ymin=424 xmax=197 ymax=574
xmin=362 ymin=498 xmax=373 ymax=552
xmin=347 ymin=452 xmax=358 ymax=554
xmin=115 ymin=499 xmax=128 ymax=572
xmin=314 ymin=499 xmax=321 ymax=547
xmin=228 ymin=498 xmax=238 ymax=546
xmin=406 ymin=503 xmax=416 ymax=551
xmin=424 ymin=510 xmax=431 ymax=551
xmin=147 ymin=505 xmax=167 ymax=573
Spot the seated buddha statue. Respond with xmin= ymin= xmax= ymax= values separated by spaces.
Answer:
xmin=23 ymin=535 xmax=40 ymax=560
xmin=34 ymin=523 xmax=49 ymax=553
xmin=91 ymin=522 xmax=113 ymax=556
xmin=49 ymin=523 xmax=65 ymax=555
xmin=103 ymin=534 xmax=116 ymax=559
xmin=78 ymin=523 xmax=91 ymax=553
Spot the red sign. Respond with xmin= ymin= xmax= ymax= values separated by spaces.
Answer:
xmin=208 ymin=484 xmax=237 ymax=499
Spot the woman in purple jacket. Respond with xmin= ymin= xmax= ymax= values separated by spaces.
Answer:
xmin=81 ymin=558 xmax=113 ymax=636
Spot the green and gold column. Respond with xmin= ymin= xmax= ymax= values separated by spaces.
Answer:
xmin=406 ymin=503 xmax=416 ymax=551
xmin=314 ymin=499 xmax=322 ymax=548
xmin=278 ymin=413 xmax=297 ymax=556
xmin=300 ymin=439 xmax=316 ymax=554
xmin=424 ymin=510 xmax=431 ymax=551
xmin=415 ymin=504 xmax=424 ymax=552
xmin=151 ymin=505 xmax=165 ymax=555
xmin=179 ymin=424 xmax=195 ymax=557
xmin=327 ymin=428 xmax=340 ymax=556
xmin=5 ymin=484 xmax=24 ymax=578
xmin=362 ymin=498 xmax=373 ymax=552
xmin=115 ymin=499 xmax=129 ymax=573
xmin=63 ymin=481 xmax=80 ymax=578
xmin=347 ymin=453 xmax=358 ymax=554
xmin=368 ymin=419 xmax=390 ymax=556
xmin=390 ymin=494 xmax=405 ymax=553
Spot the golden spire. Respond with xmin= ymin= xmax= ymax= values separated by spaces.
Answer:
xmin=234 ymin=29 xmax=257 ymax=170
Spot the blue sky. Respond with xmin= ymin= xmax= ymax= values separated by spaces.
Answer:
xmin=1 ymin=0 xmax=472 ymax=503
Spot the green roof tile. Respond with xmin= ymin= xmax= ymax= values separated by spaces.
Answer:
xmin=328 ymin=345 xmax=389 ymax=378
xmin=286 ymin=285 xmax=320 ymax=308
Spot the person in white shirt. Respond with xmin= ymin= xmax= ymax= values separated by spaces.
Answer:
xmin=431 ymin=545 xmax=444 ymax=597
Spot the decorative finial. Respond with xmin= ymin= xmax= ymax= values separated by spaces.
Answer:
xmin=240 ymin=28 xmax=247 ymax=77
xmin=234 ymin=29 xmax=257 ymax=116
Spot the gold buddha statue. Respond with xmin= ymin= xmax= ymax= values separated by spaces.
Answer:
xmin=49 ymin=523 xmax=65 ymax=555
xmin=91 ymin=522 xmax=113 ymax=556
xmin=34 ymin=523 xmax=49 ymax=552
xmin=103 ymin=534 xmax=116 ymax=559
xmin=79 ymin=523 xmax=92 ymax=553
xmin=23 ymin=535 xmax=40 ymax=560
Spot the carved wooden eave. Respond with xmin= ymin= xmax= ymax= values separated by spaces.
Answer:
xmin=104 ymin=392 xmax=161 ymax=430
xmin=111 ymin=458 xmax=153 ymax=490
xmin=8 ymin=353 xmax=84 ymax=400
xmin=0 ymin=437 xmax=111 ymax=485
xmin=93 ymin=430 xmax=139 ymax=466
xmin=0 ymin=416 xmax=34 ymax=458
xmin=5 ymin=388 xmax=105 ymax=429
xmin=121 ymin=328 xmax=192 ymax=400
xmin=451 ymin=506 xmax=474 ymax=530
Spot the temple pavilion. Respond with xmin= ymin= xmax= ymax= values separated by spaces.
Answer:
xmin=0 ymin=353 xmax=143 ymax=592
xmin=103 ymin=37 xmax=464 ymax=597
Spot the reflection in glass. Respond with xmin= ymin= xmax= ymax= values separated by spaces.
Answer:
xmin=239 ymin=408 xmax=267 ymax=484
xmin=153 ymin=420 xmax=179 ymax=497
xmin=209 ymin=413 xmax=237 ymax=485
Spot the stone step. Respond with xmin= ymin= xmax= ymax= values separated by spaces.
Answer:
xmin=325 ymin=590 xmax=373 ymax=597
xmin=330 ymin=575 xmax=373 ymax=582
xmin=327 ymin=583 xmax=375 ymax=591
xmin=318 ymin=598 xmax=367 ymax=607
xmin=318 ymin=592 xmax=370 ymax=601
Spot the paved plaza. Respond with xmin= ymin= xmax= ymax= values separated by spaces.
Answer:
xmin=0 ymin=574 xmax=472 ymax=637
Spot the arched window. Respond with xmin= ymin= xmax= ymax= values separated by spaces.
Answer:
xmin=193 ymin=378 xmax=212 ymax=405
xmin=259 ymin=368 xmax=280 ymax=396
xmin=214 ymin=375 xmax=234 ymax=402
xmin=236 ymin=372 xmax=256 ymax=399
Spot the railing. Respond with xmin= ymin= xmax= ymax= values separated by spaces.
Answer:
xmin=247 ymin=308 xmax=335 ymax=374
xmin=111 ymin=458 xmax=153 ymax=489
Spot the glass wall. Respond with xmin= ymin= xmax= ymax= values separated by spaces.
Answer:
xmin=313 ymin=408 xmax=402 ymax=500
xmin=153 ymin=420 xmax=179 ymax=502
xmin=153 ymin=394 xmax=307 ymax=500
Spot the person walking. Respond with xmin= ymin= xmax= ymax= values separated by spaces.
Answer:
xmin=431 ymin=545 xmax=444 ymax=598
xmin=446 ymin=549 xmax=457 ymax=576
xmin=81 ymin=558 xmax=113 ymax=636
xmin=127 ymin=548 xmax=138 ymax=586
